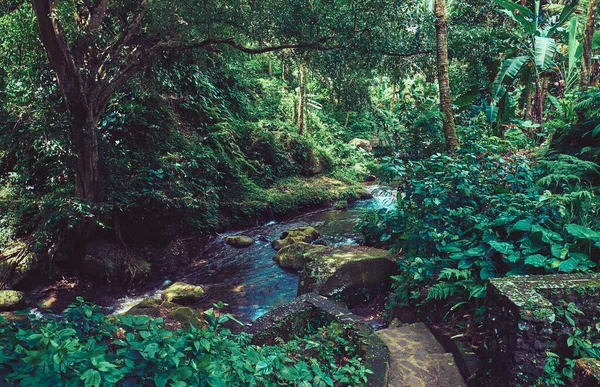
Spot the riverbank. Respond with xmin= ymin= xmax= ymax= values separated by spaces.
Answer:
xmin=219 ymin=175 xmax=372 ymax=230
xmin=14 ymin=179 xmax=383 ymax=322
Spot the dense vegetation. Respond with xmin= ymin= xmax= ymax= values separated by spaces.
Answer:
xmin=0 ymin=299 xmax=372 ymax=386
xmin=1 ymin=0 xmax=600 ymax=385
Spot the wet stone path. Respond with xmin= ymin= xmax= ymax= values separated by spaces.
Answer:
xmin=377 ymin=322 xmax=465 ymax=387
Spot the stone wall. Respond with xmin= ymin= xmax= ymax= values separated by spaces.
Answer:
xmin=482 ymin=273 xmax=600 ymax=386
xmin=243 ymin=293 xmax=390 ymax=387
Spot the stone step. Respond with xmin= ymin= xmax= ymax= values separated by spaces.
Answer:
xmin=377 ymin=322 xmax=465 ymax=387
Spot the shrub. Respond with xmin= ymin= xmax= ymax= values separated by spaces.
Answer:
xmin=361 ymin=149 xmax=600 ymax=308
xmin=0 ymin=299 xmax=372 ymax=386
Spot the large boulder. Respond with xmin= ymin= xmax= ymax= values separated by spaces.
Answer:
xmin=273 ymin=242 xmax=325 ymax=270
xmin=125 ymin=298 xmax=205 ymax=329
xmin=349 ymin=138 xmax=373 ymax=152
xmin=0 ymin=290 xmax=25 ymax=311
xmin=298 ymin=245 xmax=398 ymax=306
xmin=169 ymin=306 xmax=206 ymax=329
xmin=271 ymin=226 xmax=320 ymax=251
xmin=161 ymin=282 xmax=205 ymax=304
xmin=0 ymin=241 xmax=38 ymax=288
xmin=225 ymin=235 xmax=255 ymax=248
xmin=83 ymin=240 xmax=151 ymax=282
xmin=126 ymin=298 xmax=178 ymax=317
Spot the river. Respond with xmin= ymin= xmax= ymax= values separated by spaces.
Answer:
xmin=32 ymin=185 xmax=396 ymax=323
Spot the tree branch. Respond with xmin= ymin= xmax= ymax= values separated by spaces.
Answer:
xmin=151 ymin=36 xmax=341 ymax=54
xmin=382 ymin=50 xmax=430 ymax=57
xmin=86 ymin=0 xmax=109 ymax=31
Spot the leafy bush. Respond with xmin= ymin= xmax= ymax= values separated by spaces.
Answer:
xmin=0 ymin=299 xmax=372 ymax=386
xmin=362 ymin=148 xmax=600 ymax=308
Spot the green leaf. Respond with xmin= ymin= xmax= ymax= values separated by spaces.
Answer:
xmin=493 ymin=0 xmax=534 ymax=25
xmin=197 ymin=355 xmax=211 ymax=371
xmin=513 ymin=219 xmax=532 ymax=232
xmin=81 ymin=369 xmax=101 ymax=387
xmin=255 ymin=361 xmax=269 ymax=372
xmin=551 ymin=244 xmax=562 ymax=258
xmin=548 ymin=2 xmax=580 ymax=36
xmin=534 ymin=37 xmax=557 ymax=70
xmin=506 ymin=254 xmax=521 ymax=263
xmin=525 ymin=254 xmax=547 ymax=267
xmin=169 ymin=367 xmax=194 ymax=382
xmin=559 ymin=258 xmax=578 ymax=273
xmin=281 ymin=367 xmax=301 ymax=381
xmin=565 ymin=224 xmax=600 ymax=240
xmin=154 ymin=374 xmax=169 ymax=387
xmin=489 ymin=240 xmax=515 ymax=255
xmin=566 ymin=16 xmax=579 ymax=85
xmin=532 ymin=224 xmax=563 ymax=243
xmin=492 ymin=56 xmax=528 ymax=100
xmin=458 ymin=259 xmax=473 ymax=269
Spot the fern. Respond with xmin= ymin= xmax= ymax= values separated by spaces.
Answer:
xmin=537 ymin=154 xmax=600 ymax=187
xmin=426 ymin=282 xmax=462 ymax=300
xmin=438 ymin=268 xmax=471 ymax=281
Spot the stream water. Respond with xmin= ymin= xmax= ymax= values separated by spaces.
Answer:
xmin=33 ymin=185 xmax=397 ymax=324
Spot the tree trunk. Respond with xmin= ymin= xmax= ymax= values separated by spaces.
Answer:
xmin=435 ymin=0 xmax=458 ymax=153
xmin=532 ymin=76 xmax=549 ymax=127
xmin=344 ymin=111 xmax=350 ymax=128
xmin=298 ymin=62 xmax=306 ymax=135
xmin=390 ymin=83 xmax=397 ymax=112
xmin=33 ymin=0 xmax=102 ymax=253
xmin=580 ymin=0 xmax=598 ymax=90
xmin=71 ymin=115 xmax=101 ymax=203
xmin=268 ymin=54 xmax=273 ymax=77
xmin=524 ymin=80 xmax=534 ymax=120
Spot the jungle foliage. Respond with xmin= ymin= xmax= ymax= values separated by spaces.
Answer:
xmin=1 ymin=0 xmax=600 ymax=385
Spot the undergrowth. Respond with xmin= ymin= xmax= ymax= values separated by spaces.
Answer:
xmin=0 ymin=298 xmax=372 ymax=387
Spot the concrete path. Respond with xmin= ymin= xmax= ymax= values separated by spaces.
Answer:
xmin=377 ymin=322 xmax=465 ymax=387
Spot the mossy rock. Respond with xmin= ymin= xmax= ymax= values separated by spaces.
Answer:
xmin=349 ymin=138 xmax=373 ymax=152
xmin=0 ymin=290 xmax=25 ymax=311
xmin=0 ymin=311 xmax=28 ymax=324
xmin=125 ymin=298 xmax=179 ymax=317
xmin=298 ymin=245 xmax=398 ymax=306
xmin=273 ymin=242 xmax=325 ymax=270
xmin=0 ymin=241 xmax=38 ymax=288
xmin=271 ymin=226 xmax=320 ymax=251
xmin=169 ymin=306 xmax=206 ymax=329
xmin=125 ymin=298 xmax=204 ymax=330
xmin=161 ymin=282 xmax=205 ymax=304
xmin=225 ymin=235 xmax=255 ymax=248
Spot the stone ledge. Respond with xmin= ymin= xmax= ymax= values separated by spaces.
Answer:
xmin=482 ymin=273 xmax=600 ymax=386
xmin=243 ymin=293 xmax=389 ymax=387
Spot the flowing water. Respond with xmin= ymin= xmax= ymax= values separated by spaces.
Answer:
xmin=35 ymin=186 xmax=397 ymax=323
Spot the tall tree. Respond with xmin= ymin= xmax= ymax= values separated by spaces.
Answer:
xmin=298 ymin=62 xmax=307 ymax=134
xmin=30 ymin=0 xmax=429 ymax=257
xmin=435 ymin=0 xmax=458 ymax=153
xmin=580 ymin=0 xmax=598 ymax=89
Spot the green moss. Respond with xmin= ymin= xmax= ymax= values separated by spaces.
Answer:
xmin=0 ymin=290 xmax=24 ymax=311
xmin=225 ymin=235 xmax=255 ymax=248
xmin=161 ymin=282 xmax=205 ymax=304
xmin=169 ymin=307 xmax=206 ymax=329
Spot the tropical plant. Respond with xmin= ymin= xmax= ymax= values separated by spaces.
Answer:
xmin=488 ymin=0 xmax=580 ymax=127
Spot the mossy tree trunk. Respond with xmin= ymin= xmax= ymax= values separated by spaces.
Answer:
xmin=298 ymin=62 xmax=307 ymax=135
xmin=580 ymin=0 xmax=598 ymax=90
xmin=435 ymin=0 xmax=458 ymax=153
